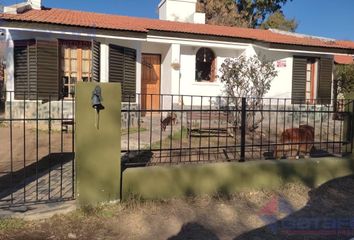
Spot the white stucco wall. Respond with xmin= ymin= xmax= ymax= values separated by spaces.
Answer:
xmin=5 ymin=31 xmax=14 ymax=101
xmin=176 ymin=44 xmax=301 ymax=101
xmin=100 ymin=43 xmax=109 ymax=83
xmin=267 ymin=54 xmax=293 ymax=98
xmin=2 ymin=27 xmax=337 ymax=106
xmin=179 ymin=46 xmax=245 ymax=98
xmin=253 ymin=47 xmax=294 ymax=98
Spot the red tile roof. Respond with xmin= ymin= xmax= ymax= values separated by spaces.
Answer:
xmin=334 ymin=55 xmax=354 ymax=64
xmin=1 ymin=8 xmax=354 ymax=51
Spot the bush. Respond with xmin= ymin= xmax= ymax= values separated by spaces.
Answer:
xmin=219 ymin=55 xmax=278 ymax=131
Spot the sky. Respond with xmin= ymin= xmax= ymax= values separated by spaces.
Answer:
xmin=1 ymin=0 xmax=354 ymax=41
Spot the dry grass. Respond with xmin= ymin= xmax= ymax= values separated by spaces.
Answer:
xmin=1 ymin=175 xmax=354 ymax=240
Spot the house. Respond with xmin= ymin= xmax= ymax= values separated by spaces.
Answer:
xmin=1 ymin=0 xmax=354 ymax=119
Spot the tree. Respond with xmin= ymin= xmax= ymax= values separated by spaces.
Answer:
xmin=197 ymin=0 xmax=248 ymax=27
xmin=219 ymin=55 xmax=278 ymax=131
xmin=332 ymin=64 xmax=354 ymax=119
xmin=334 ymin=64 xmax=354 ymax=96
xmin=197 ymin=0 xmax=297 ymax=31
xmin=260 ymin=11 xmax=297 ymax=32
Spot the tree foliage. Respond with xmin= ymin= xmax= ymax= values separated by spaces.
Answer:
xmin=197 ymin=0 xmax=297 ymax=31
xmin=260 ymin=11 xmax=297 ymax=32
xmin=219 ymin=55 xmax=278 ymax=131
xmin=334 ymin=64 xmax=354 ymax=96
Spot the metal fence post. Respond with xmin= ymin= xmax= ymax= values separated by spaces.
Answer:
xmin=240 ymin=97 xmax=246 ymax=162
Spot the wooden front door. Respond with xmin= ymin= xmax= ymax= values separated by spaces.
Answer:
xmin=141 ymin=54 xmax=161 ymax=111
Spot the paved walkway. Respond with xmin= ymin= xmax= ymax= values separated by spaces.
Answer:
xmin=0 ymin=161 xmax=74 ymax=209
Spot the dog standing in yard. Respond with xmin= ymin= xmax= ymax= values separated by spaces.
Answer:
xmin=161 ymin=113 xmax=178 ymax=131
xmin=274 ymin=124 xmax=315 ymax=159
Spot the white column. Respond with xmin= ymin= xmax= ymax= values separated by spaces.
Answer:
xmin=5 ymin=29 xmax=14 ymax=101
xmin=244 ymin=45 xmax=257 ymax=57
xmin=135 ymin=45 xmax=142 ymax=95
xmin=100 ymin=43 xmax=109 ymax=83
xmin=170 ymin=43 xmax=181 ymax=96
xmin=161 ymin=43 xmax=181 ymax=109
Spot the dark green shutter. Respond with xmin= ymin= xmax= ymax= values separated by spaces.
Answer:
xmin=92 ymin=40 xmax=100 ymax=82
xmin=109 ymin=44 xmax=136 ymax=102
xmin=14 ymin=40 xmax=36 ymax=100
xmin=14 ymin=39 xmax=59 ymax=100
xmin=109 ymin=44 xmax=124 ymax=83
xmin=317 ymin=58 xmax=333 ymax=105
xmin=14 ymin=41 xmax=28 ymax=99
xmin=28 ymin=42 xmax=37 ymax=100
xmin=292 ymin=56 xmax=307 ymax=104
xmin=123 ymin=47 xmax=137 ymax=102
xmin=37 ymin=40 xmax=59 ymax=100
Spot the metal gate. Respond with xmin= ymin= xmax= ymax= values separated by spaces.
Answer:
xmin=0 ymin=92 xmax=75 ymax=208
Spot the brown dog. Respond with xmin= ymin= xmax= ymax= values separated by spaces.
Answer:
xmin=161 ymin=113 xmax=177 ymax=131
xmin=275 ymin=124 xmax=314 ymax=159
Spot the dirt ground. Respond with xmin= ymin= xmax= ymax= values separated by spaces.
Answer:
xmin=0 ymin=124 xmax=73 ymax=172
xmin=1 ymin=175 xmax=354 ymax=240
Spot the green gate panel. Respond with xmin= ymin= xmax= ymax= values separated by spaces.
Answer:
xmin=75 ymin=82 xmax=121 ymax=206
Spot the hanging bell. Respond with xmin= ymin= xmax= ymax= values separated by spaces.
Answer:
xmin=91 ymin=86 xmax=104 ymax=111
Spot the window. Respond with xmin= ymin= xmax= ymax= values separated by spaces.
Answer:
xmin=13 ymin=39 xmax=99 ymax=100
xmin=60 ymin=41 xmax=92 ymax=98
xmin=292 ymin=56 xmax=333 ymax=104
xmin=305 ymin=58 xmax=318 ymax=103
xmin=195 ymin=48 xmax=216 ymax=82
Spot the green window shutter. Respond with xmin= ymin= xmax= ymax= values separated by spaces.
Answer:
xmin=92 ymin=40 xmax=100 ymax=82
xmin=28 ymin=42 xmax=37 ymax=100
xmin=317 ymin=58 xmax=333 ymax=105
xmin=14 ymin=39 xmax=59 ymax=100
xmin=123 ymin=47 xmax=137 ymax=102
xmin=109 ymin=44 xmax=124 ymax=83
xmin=292 ymin=56 xmax=307 ymax=104
xmin=14 ymin=40 xmax=36 ymax=100
xmin=109 ymin=44 xmax=136 ymax=102
xmin=14 ymin=41 xmax=28 ymax=100
xmin=36 ymin=39 xmax=59 ymax=100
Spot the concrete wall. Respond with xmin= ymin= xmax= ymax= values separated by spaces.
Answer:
xmin=122 ymin=157 xmax=354 ymax=200
xmin=75 ymin=82 xmax=122 ymax=206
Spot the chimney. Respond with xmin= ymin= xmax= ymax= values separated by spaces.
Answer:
xmin=158 ymin=0 xmax=205 ymax=24
xmin=28 ymin=0 xmax=42 ymax=10
xmin=3 ymin=0 xmax=41 ymax=14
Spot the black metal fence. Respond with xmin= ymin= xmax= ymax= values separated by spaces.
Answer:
xmin=0 ymin=91 xmax=75 ymax=208
xmin=1 ymin=91 xmax=353 ymax=206
xmin=121 ymin=94 xmax=353 ymax=168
